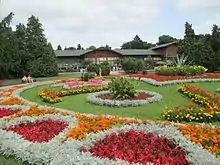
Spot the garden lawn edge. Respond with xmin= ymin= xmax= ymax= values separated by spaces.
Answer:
xmin=131 ymin=77 xmax=220 ymax=86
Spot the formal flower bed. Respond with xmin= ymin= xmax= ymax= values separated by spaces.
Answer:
xmin=86 ymin=90 xmax=162 ymax=107
xmin=0 ymin=82 xmax=220 ymax=164
xmin=3 ymin=119 xmax=68 ymax=143
xmin=63 ymin=79 xmax=108 ymax=90
xmin=39 ymin=85 xmax=109 ymax=103
xmin=82 ymin=130 xmax=189 ymax=165
xmin=178 ymin=85 xmax=220 ymax=111
xmin=130 ymin=73 xmax=220 ymax=86
xmin=163 ymin=85 xmax=220 ymax=123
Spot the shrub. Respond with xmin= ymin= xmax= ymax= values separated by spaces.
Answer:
xmin=109 ymin=77 xmax=136 ymax=99
xmin=87 ymin=62 xmax=110 ymax=76
xmin=87 ymin=63 xmax=99 ymax=75
xmin=100 ymin=61 xmax=110 ymax=76
xmin=81 ymin=72 xmax=95 ymax=81
xmin=121 ymin=57 xmax=144 ymax=74
xmin=155 ymin=65 xmax=207 ymax=76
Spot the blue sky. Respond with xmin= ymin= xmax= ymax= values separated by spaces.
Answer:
xmin=0 ymin=0 xmax=220 ymax=49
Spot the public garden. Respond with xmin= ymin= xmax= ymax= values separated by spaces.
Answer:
xmin=1 ymin=13 xmax=220 ymax=165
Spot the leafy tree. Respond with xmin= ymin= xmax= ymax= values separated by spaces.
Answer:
xmin=57 ymin=44 xmax=62 ymax=50
xmin=157 ymin=35 xmax=177 ymax=45
xmin=64 ymin=46 xmax=76 ymax=50
xmin=121 ymin=35 xmax=155 ymax=49
xmin=77 ymin=44 xmax=82 ymax=50
xmin=86 ymin=45 xmax=96 ymax=50
xmin=120 ymin=57 xmax=144 ymax=74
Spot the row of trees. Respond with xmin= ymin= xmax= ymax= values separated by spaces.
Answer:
xmin=0 ymin=13 xmax=58 ymax=79
xmin=57 ymin=35 xmax=177 ymax=51
xmin=179 ymin=22 xmax=220 ymax=71
xmin=57 ymin=44 xmax=111 ymax=51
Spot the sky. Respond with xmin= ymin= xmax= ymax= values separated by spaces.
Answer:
xmin=0 ymin=0 xmax=220 ymax=49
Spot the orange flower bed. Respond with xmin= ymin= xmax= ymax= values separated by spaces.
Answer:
xmin=5 ymin=107 xmax=70 ymax=121
xmin=178 ymin=125 xmax=220 ymax=156
xmin=0 ymin=97 xmax=24 ymax=105
xmin=66 ymin=114 xmax=139 ymax=140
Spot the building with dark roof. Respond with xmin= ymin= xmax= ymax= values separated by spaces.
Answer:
xmin=55 ymin=41 xmax=178 ymax=68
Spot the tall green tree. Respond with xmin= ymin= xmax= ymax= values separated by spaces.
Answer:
xmin=26 ymin=15 xmax=58 ymax=77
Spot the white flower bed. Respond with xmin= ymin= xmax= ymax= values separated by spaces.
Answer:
xmin=131 ymin=77 xmax=220 ymax=86
xmin=51 ymin=124 xmax=220 ymax=165
xmin=62 ymin=83 xmax=106 ymax=90
xmin=86 ymin=90 xmax=162 ymax=107
xmin=216 ymin=88 xmax=220 ymax=93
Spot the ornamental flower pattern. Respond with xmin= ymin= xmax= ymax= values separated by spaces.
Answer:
xmin=0 ymin=81 xmax=219 ymax=164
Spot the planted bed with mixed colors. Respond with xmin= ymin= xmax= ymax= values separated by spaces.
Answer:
xmin=0 ymin=75 xmax=220 ymax=165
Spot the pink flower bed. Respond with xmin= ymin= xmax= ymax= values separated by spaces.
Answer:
xmin=67 ymin=81 xmax=80 ymax=88
xmin=88 ymin=79 xmax=107 ymax=86
xmin=82 ymin=130 xmax=189 ymax=165
xmin=3 ymin=119 xmax=68 ymax=143
xmin=0 ymin=108 xmax=20 ymax=118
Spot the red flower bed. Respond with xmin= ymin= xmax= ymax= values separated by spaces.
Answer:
xmin=0 ymin=108 xmax=20 ymax=118
xmin=98 ymin=92 xmax=150 ymax=100
xmin=129 ymin=73 xmax=220 ymax=82
xmin=82 ymin=130 xmax=189 ymax=165
xmin=3 ymin=119 xmax=68 ymax=143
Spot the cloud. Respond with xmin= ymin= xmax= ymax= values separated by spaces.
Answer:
xmin=194 ymin=15 xmax=220 ymax=34
xmin=0 ymin=0 xmax=161 ymax=48
xmin=177 ymin=0 xmax=220 ymax=9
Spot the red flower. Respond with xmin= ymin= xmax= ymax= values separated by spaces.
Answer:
xmin=82 ymin=130 xmax=189 ymax=165
xmin=3 ymin=119 xmax=68 ymax=143
xmin=0 ymin=108 xmax=20 ymax=118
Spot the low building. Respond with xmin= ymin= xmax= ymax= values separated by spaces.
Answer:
xmin=55 ymin=41 xmax=178 ymax=69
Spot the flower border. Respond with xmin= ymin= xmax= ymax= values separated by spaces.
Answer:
xmin=0 ymin=114 xmax=78 ymax=165
xmin=86 ymin=90 xmax=162 ymax=107
xmin=52 ymin=124 xmax=220 ymax=165
xmin=131 ymin=77 xmax=220 ymax=86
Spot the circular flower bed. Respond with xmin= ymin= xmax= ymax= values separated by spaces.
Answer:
xmin=86 ymin=90 xmax=162 ymax=107
xmin=82 ymin=130 xmax=189 ymax=165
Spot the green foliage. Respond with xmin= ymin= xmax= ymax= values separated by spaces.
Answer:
xmin=157 ymin=35 xmax=178 ymax=45
xmin=0 ymin=14 xmax=58 ymax=79
xmin=109 ymin=77 xmax=136 ymax=99
xmin=87 ymin=63 xmax=100 ymax=75
xmin=57 ymin=44 xmax=62 ymax=50
xmin=87 ymin=62 xmax=110 ymax=76
xmin=81 ymin=72 xmax=95 ymax=81
xmin=121 ymin=35 xmax=155 ymax=49
xmin=179 ymin=22 xmax=220 ymax=72
xmin=172 ymin=54 xmax=189 ymax=67
xmin=100 ymin=61 xmax=110 ymax=76
xmin=121 ymin=57 xmax=144 ymax=74
xmin=155 ymin=65 xmax=207 ymax=76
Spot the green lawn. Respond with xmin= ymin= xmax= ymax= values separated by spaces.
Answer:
xmin=1 ymin=73 xmax=81 ymax=86
xmin=21 ymin=80 xmax=220 ymax=120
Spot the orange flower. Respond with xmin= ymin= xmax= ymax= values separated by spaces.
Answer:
xmin=4 ymin=107 xmax=70 ymax=121
xmin=0 ymin=97 xmax=24 ymax=105
xmin=66 ymin=114 xmax=139 ymax=140
xmin=178 ymin=125 xmax=220 ymax=156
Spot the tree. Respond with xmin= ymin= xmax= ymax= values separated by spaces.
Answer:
xmin=57 ymin=44 xmax=62 ymax=50
xmin=26 ymin=15 xmax=58 ymax=77
xmin=157 ymin=35 xmax=177 ymax=45
xmin=121 ymin=35 xmax=155 ymax=49
xmin=77 ymin=44 xmax=82 ymax=50
xmin=86 ymin=45 xmax=96 ymax=50
xmin=64 ymin=46 xmax=76 ymax=50
xmin=120 ymin=57 xmax=144 ymax=74
xmin=104 ymin=45 xmax=111 ymax=49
